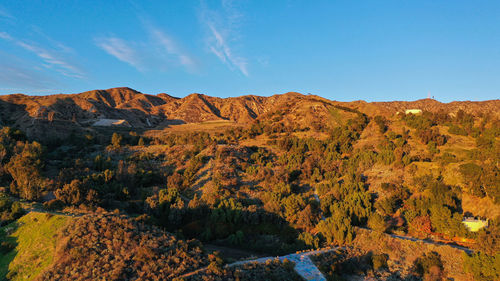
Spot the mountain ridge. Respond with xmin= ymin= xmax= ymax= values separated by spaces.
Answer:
xmin=0 ymin=87 xmax=498 ymax=139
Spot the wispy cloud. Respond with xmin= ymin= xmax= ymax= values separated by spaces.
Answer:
xmin=0 ymin=31 xmax=84 ymax=78
xmin=95 ymin=18 xmax=198 ymax=73
xmin=199 ymin=0 xmax=248 ymax=76
xmin=0 ymin=51 xmax=57 ymax=91
xmin=146 ymin=24 xmax=197 ymax=71
xmin=0 ymin=31 xmax=12 ymax=40
xmin=207 ymin=22 xmax=248 ymax=76
xmin=95 ymin=37 xmax=145 ymax=71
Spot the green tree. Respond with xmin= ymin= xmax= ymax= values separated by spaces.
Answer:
xmin=374 ymin=115 xmax=388 ymax=133
xmin=6 ymin=141 xmax=45 ymax=200
xmin=463 ymin=252 xmax=500 ymax=281
xmin=367 ymin=213 xmax=388 ymax=232
xmin=459 ymin=163 xmax=485 ymax=197
xmin=375 ymin=196 xmax=398 ymax=216
xmin=318 ymin=204 xmax=354 ymax=245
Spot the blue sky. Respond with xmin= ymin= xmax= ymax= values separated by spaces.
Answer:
xmin=0 ymin=1 xmax=499 ymax=101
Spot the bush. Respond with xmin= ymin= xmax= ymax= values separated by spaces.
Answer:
xmin=374 ymin=116 xmax=388 ymax=133
xmin=414 ymin=252 xmax=444 ymax=279
xmin=0 ymin=197 xmax=24 ymax=226
xmin=38 ymin=213 xmax=209 ymax=280
xmin=448 ymin=124 xmax=468 ymax=136
xmin=375 ymin=196 xmax=398 ymax=216
xmin=367 ymin=213 xmax=388 ymax=233
xmin=463 ymin=252 xmax=500 ymax=281
xmin=371 ymin=253 xmax=388 ymax=270
xmin=0 ymin=241 xmax=15 ymax=254
xmin=318 ymin=205 xmax=354 ymax=245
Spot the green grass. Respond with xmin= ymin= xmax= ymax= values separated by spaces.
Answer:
xmin=327 ymin=107 xmax=342 ymax=127
xmin=0 ymin=212 xmax=71 ymax=281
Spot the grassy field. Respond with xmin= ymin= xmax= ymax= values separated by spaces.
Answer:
xmin=0 ymin=212 xmax=71 ymax=281
xmin=145 ymin=120 xmax=240 ymax=136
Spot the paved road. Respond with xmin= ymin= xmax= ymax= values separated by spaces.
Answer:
xmin=229 ymin=247 xmax=339 ymax=281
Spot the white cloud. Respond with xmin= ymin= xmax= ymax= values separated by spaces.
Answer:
xmin=0 ymin=51 xmax=57 ymax=90
xmin=95 ymin=17 xmax=198 ymax=73
xmin=200 ymin=0 xmax=249 ymax=76
xmin=16 ymin=41 xmax=83 ymax=78
xmin=0 ymin=31 xmax=84 ymax=78
xmin=0 ymin=31 xmax=12 ymax=40
xmin=207 ymin=22 xmax=248 ymax=76
xmin=95 ymin=37 xmax=145 ymax=71
xmin=147 ymin=25 xmax=197 ymax=71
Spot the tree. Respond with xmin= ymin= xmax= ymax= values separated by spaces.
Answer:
xmin=459 ymin=163 xmax=485 ymax=197
xmin=374 ymin=116 xmax=388 ymax=133
xmin=375 ymin=196 xmax=398 ymax=216
xmin=408 ymin=215 xmax=432 ymax=237
xmin=55 ymin=179 xmax=84 ymax=206
xmin=297 ymin=204 xmax=319 ymax=230
xmin=207 ymin=252 xmax=224 ymax=275
xmin=48 ymin=111 xmax=55 ymax=122
xmin=372 ymin=254 xmax=388 ymax=271
xmin=111 ymin=133 xmax=122 ymax=148
xmin=367 ymin=213 xmax=388 ymax=232
xmin=6 ymin=142 xmax=45 ymax=200
xmin=429 ymin=204 xmax=464 ymax=236
xmin=414 ymin=252 xmax=445 ymax=280
xmin=318 ymin=204 xmax=354 ymax=245
xmin=342 ymin=189 xmax=372 ymax=225
xmin=159 ymin=187 xmax=180 ymax=205
xmin=463 ymin=252 xmax=500 ymax=281
xmin=167 ymin=172 xmax=184 ymax=190
xmin=475 ymin=221 xmax=500 ymax=256
xmin=298 ymin=232 xmax=320 ymax=249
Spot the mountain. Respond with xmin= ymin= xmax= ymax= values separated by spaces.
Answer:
xmin=0 ymin=87 xmax=498 ymax=139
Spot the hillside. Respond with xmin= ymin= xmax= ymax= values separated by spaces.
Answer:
xmin=0 ymin=88 xmax=498 ymax=280
xmin=0 ymin=87 xmax=498 ymax=140
xmin=0 ymin=212 xmax=71 ymax=281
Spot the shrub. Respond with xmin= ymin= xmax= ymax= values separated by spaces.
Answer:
xmin=374 ymin=116 xmax=388 ymax=133
xmin=463 ymin=252 xmax=500 ymax=281
xmin=414 ymin=252 xmax=445 ymax=279
xmin=367 ymin=213 xmax=388 ymax=233
xmin=37 ymin=213 xmax=208 ymax=280
xmin=0 ymin=241 xmax=15 ymax=254
xmin=318 ymin=204 xmax=354 ymax=245
xmin=371 ymin=253 xmax=388 ymax=270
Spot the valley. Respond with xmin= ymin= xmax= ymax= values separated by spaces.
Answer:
xmin=0 ymin=87 xmax=498 ymax=280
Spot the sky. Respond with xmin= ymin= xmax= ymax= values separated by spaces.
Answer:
xmin=0 ymin=1 xmax=499 ymax=102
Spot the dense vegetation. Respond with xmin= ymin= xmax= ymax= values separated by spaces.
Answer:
xmin=37 ymin=213 xmax=208 ymax=280
xmin=0 ymin=102 xmax=498 ymax=280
